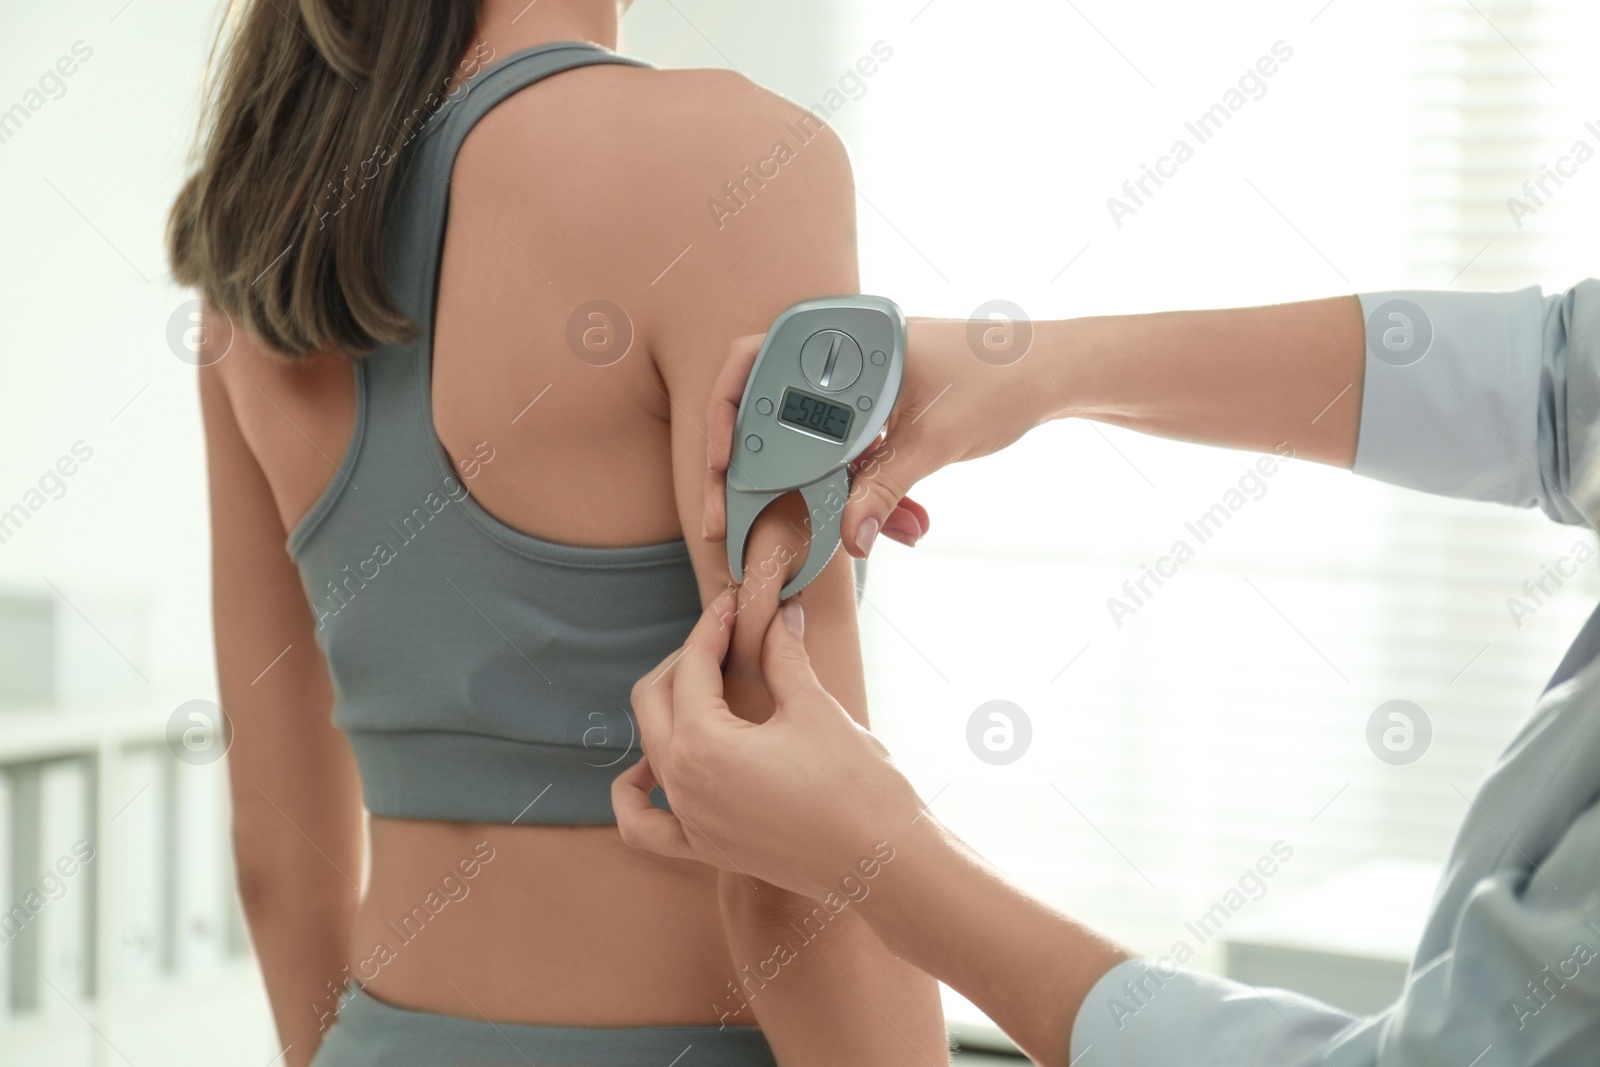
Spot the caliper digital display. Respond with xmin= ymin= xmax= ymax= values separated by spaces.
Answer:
xmin=777 ymin=387 xmax=854 ymax=442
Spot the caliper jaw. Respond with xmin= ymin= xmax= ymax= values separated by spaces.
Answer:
xmin=726 ymin=466 xmax=851 ymax=601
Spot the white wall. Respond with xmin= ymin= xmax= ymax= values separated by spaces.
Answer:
xmin=1 ymin=2 xmax=222 ymax=701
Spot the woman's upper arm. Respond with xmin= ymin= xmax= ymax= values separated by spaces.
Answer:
xmin=648 ymin=86 xmax=869 ymax=723
xmin=198 ymin=340 xmax=362 ymax=875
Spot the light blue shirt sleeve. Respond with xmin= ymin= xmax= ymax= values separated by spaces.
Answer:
xmin=1068 ymin=280 xmax=1600 ymax=1067
xmin=1070 ymin=750 xmax=1600 ymax=1067
xmin=1352 ymin=281 xmax=1600 ymax=526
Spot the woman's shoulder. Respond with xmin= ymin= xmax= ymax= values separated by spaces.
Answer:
xmin=453 ymin=56 xmax=860 ymax=391
xmin=622 ymin=64 xmax=845 ymax=142
xmin=471 ymin=59 xmax=854 ymax=222
xmin=505 ymin=58 xmax=842 ymax=141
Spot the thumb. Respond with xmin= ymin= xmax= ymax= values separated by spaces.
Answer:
xmin=760 ymin=601 xmax=826 ymax=711
xmin=842 ymin=439 xmax=932 ymax=557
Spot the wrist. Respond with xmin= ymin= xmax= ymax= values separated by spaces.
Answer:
xmin=906 ymin=314 xmax=1074 ymax=436
xmin=850 ymin=809 xmax=959 ymax=944
xmin=799 ymin=777 xmax=927 ymax=906
xmin=1030 ymin=314 xmax=1102 ymax=424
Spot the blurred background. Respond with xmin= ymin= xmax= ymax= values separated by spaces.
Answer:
xmin=2 ymin=0 xmax=1598 ymax=1062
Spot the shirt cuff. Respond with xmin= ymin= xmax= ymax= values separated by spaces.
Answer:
xmin=1069 ymin=958 xmax=1360 ymax=1067
xmin=1353 ymin=287 xmax=1545 ymax=507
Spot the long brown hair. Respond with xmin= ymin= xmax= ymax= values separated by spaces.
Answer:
xmin=166 ymin=1 xmax=489 ymax=360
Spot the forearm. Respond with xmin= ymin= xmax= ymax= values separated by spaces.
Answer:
xmin=1054 ymin=296 xmax=1365 ymax=465
xmin=910 ymin=296 xmax=1365 ymax=470
xmin=236 ymin=853 xmax=358 ymax=1067
xmin=860 ymin=817 xmax=1131 ymax=1067
xmin=221 ymin=691 xmax=362 ymax=1065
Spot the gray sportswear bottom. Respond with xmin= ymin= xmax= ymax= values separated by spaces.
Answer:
xmin=309 ymin=985 xmax=778 ymax=1067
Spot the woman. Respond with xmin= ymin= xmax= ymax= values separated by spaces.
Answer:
xmin=165 ymin=1 xmax=945 ymax=1064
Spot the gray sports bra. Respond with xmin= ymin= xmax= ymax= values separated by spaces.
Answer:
xmin=286 ymin=42 xmax=693 ymax=826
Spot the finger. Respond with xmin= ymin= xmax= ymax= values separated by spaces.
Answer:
xmin=881 ymin=496 xmax=930 ymax=546
xmin=633 ymin=589 xmax=736 ymax=759
xmin=702 ymin=464 xmax=727 ymax=542
xmin=759 ymin=601 xmax=828 ymax=715
xmin=881 ymin=525 xmax=919 ymax=548
xmin=842 ymin=436 xmax=933 ymax=558
xmin=612 ymin=758 xmax=698 ymax=863
xmin=631 ymin=652 xmax=676 ymax=772
xmin=670 ymin=588 xmax=740 ymax=721
xmin=896 ymin=495 xmax=931 ymax=536
xmin=691 ymin=586 xmax=738 ymax=663
xmin=707 ymin=334 xmax=765 ymax=474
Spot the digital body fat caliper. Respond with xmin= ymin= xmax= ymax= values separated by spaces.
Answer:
xmin=726 ymin=295 xmax=906 ymax=600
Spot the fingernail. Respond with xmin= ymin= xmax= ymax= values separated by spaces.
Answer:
xmin=857 ymin=517 xmax=880 ymax=556
xmin=883 ymin=515 xmax=922 ymax=547
xmin=781 ymin=600 xmax=805 ymax=638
